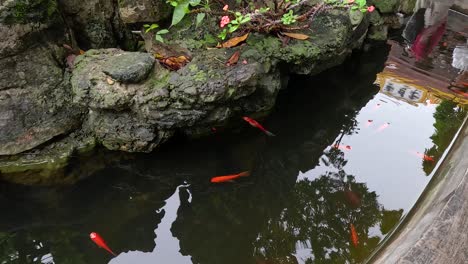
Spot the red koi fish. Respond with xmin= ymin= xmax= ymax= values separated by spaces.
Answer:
xmin=410 ymin=151 xmax=435 ymax=162
xmin=366 ymin=120 xmax=373 ymax=127
xmin=350 ymin=224 xmax=359 ymax=248
xmin=242 ymin=117 xmax=276 ymax=136
xmin=90 ymin=232 xmax=116 ymax=256
xmin=373 ymin=103 xmax=382 ymax=110
xmin=211 ymin=171 xmax=250 ymax=183
xmin=332 ymin=144 xmax=352 ymax=151
xmin=377 ymin=122 xmax=390 ymax=132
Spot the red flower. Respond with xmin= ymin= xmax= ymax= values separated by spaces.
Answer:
xmin=367 ymin=5 xmax=375 ymax=12
xmin=220 ymin=15 xmax=230 ymax=28
xmin=348 ymin=0 xmax=355 ymax=3
xmin=223 ymin=5 xmax=229 ymax=11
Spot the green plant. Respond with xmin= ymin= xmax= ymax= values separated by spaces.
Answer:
xmin=166 ymin=0 xmax=205 ymax=26
xmin=351 ymin=0 xmax=370 ymax=12
xmin=325 ymin=0 xmax=372 ymax=13
xmin=143 ymin=24 xmax=170 ymax=43
xmin=218 ymin=12 xmax=251 ymax=40
xmin=281 ymin=10 xmax=298 ymax=25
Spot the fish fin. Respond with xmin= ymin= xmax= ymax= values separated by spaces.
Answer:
xmin=238 ymin=171 xmax=250 ymax=177
xmin=264 ymin=130 xmax=276 ymax=137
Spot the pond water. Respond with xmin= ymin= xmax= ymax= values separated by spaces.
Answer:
xmin=1 ymin=9 xmax=467 ymax=264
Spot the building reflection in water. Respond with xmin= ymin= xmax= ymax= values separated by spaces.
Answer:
xmin=376 ymin=0 xmax=467 ymax=105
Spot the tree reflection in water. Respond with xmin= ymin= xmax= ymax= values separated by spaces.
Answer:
xmin=423 ymin=101 xmax=466 ymax=175
xmin=253 ymin=146 xmax=388 ymax=264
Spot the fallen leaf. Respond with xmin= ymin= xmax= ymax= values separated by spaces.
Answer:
xmin=282 ymin=32 xmax=309 ymax=40
xmin=79 ymin=49 xmax=85 ymax=55
xmin=226 ymin=51 xmax=240 ymax=66
xmin=217 ymin=33 xmax=249 ymax=48
xmin=159 ymin=55 xmax=191 ymax=71
xmin=106 ymin=77 xmax=115 ymax=85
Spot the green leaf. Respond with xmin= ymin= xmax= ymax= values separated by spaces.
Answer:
xmin=144 ymin=24 xmax=159 ymax=33
xmin=189 ymin=0 xmax=201 ymax=6
xmin=356 ymin=0 xmax=366 ymax=5
xmin=218 ymin=29 xmax=228 ymax=40
xmin=231 ymin=20 xmax=239 ymax=25
xmin=157 ymin=29 xmax=169 ymax=35
xmin=196 ymin=13 xmax=205 ymax=27
xmin=240 ymin=14 xmax=251 ymax=24
xmin=228 ymin=24 xmax=239 ymax=33
xmin=171 ymin=0 xmax=190 ymax=26
xmin=155 ymin=35 xmax=164 ymax=43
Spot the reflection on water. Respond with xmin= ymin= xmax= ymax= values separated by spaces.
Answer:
xmin=1 ymin=9 xmax=467 ymax=264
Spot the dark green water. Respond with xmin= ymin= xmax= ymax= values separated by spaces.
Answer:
xmin=1 ymin=27 xmax=467 ymax=264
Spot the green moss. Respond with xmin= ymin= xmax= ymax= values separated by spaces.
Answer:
xmin=372 ymin=0 xmax=400 ymax=13
xmin=188 ymin=64 xmax=198 ymax=72
xmin=5 ymin=0 xmax=58 ymax=24
xmin=194 ymin=70 xmax=207 ymax=82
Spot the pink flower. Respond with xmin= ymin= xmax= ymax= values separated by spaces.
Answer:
xmin=223 ymin=5 xmax=229 ymax=11
xmin=348 ymin=0 xmax=355 ymax=3
xmin=220 ymin=15 xmax=230 ymax=28
xmin=367 ymin=5 xmax=375 ymax=12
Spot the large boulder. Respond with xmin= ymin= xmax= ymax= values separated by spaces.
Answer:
xmin=119 ymin=0 xmax=171 ymax=24
xmin=0 ymin=0 xmax=83 ymax=156
xmin=0 ymin=4 xmax=376 ymax=184
xmin=71 ymin=48 xmax=281 ymax=151
xmin=372 ymin=0 xmax=401 ymax=14
xmin=58 ymin=0 xmax=134 ymax=49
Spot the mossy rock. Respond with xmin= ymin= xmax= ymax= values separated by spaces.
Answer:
xmin=372 ymin=0 xmax=400 ymax=14
xmin=0 ymin=0 xmax=58 ymax=24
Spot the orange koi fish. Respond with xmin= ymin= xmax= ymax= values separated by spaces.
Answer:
xmin=90 ymin=232 xmax=116 ymax=256
xmin=377 ymin=122 xmax=390 ymax=132
xmin=350 ymin=224 xmax=359 ymax=248
xmin=332 ymin=144 xmax=352 ymax=151
xmin=211 ymin=171 xmax=250 ymax=183
xmin=410 ymin=151 xmax=435 ymax=162
xmin=365 ymin=120 xmax=373 ymax=127
xmin=242 ymin=117 xmax=276 ymax=136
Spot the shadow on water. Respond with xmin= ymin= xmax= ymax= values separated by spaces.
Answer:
xmin=0 ymin=45 xmax=394 ymax=264
xmin=0 ymin=28 xmax=466 ymax=263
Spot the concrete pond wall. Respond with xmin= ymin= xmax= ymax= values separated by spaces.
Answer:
xmin=369 ymin=118 xmax=468 ymax=264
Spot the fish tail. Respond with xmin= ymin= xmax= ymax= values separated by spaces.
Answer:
xmin=104 ymin=247 xmax=117 ymax=256
xmin=264 ymin=130 xmax=276 ymax=137
xmin=238 ymin=171 xmax=251 ymax=177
